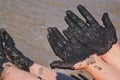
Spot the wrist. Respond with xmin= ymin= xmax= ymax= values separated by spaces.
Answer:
xmin=100 ymin=42 xmax=120 ymax=58
xmin=73 ymin=55 xmax=97 ymax=70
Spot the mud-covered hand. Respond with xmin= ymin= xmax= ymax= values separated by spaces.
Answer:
xmin=65 ymin=5 xmax=117 ymax=55
xmin=0 ymin=29 xmax=33 ymax=71
xmin=0 ymin=29 xmax=9 ymax=72
xmin=47 ymin=27 xmax=91 ymax=69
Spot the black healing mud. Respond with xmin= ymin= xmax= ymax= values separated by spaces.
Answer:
xmin=0 ymin=0 xmax=119 ymax=80
xmin=48 ymin=27 xmax=91 ymax=69
xmin=94 ymin=65 xmax=102 ymax=71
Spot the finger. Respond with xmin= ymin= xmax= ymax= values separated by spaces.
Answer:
xmin=47 ymin=27 xmax=57 ymax=48
xmin=47 ymin=28 xmax=67 ymax=60
xmin=47 ymin=27 xmax=65 ymax=47
xmin=67 ymin=27 xmax=83 ymax=42
xmin=0 ymin=29 xmax=15 ymax=48
xmin=102 ymin=13 xmax=114 ymax=29
xmin=47 ymin=34 xmax=60 ymax=51
xmin=47 ymin=29 xmax=63 ymax=54
xmin=64 ymin=16 xmax=76 ymax=28
xmin=47 ymin=34 xmax=65 ymax=60
xmin=50 ymin=60 xmax=74 ymax=70
xmin=0 ymin=37 xmax=3 ymax=53
xmin=52 ymin=27 xmax=67 ymax=45
xmin=48 ymin=33 xmax=69 ymax=60
xmin=102 ymin=13 xmax=117 ymax=46
xmin=47 ymin=28 xmax=62 ymax=51
xmin=65 ymin=16 xmax=84 ymax=35
xmin=66 ymin=10 xmax=87 ymax=29
xmin=77 ymin=5 xmax=98 ymax=25
xmin=62 ymin=29 xmax=77 ymax=43
xmin=4 ymin=31 xmax=15 ymax=47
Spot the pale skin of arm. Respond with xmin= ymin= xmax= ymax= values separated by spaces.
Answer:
xmin=28 ymin=42 xmax=120 ymax=80
xmin=100 ymin=42 xmax=120 ymax=72
xmin=1 ymin=62 xmax=40 ymax=80
xmin=1 ymin=54 xmax=120 ymax=80
xmin=2 ymin=56 xmax=120 ymax=80
xmin=29 ymin=63 xmax=75 ymax=80
xmin=73 ymin=54 xmax=120 ymax=80
xmin=1 ymin=43 xmax=120 ymax=80
xmin=1 ymin=62 xmax=75 ymax=80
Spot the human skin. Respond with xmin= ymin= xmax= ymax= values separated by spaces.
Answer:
xmin=1 ymin=62 xmax=40 ymax=80
xmin=100 ymin=42 xmax=120 ymax=72
xmin=1 ymin=48 xmax=120 ymax=80
xmin=29 ymin=43 xmax=120 ymax=80
xmin=64 ymin=5 xmax=120 ymax=73
xmin=73 ymin=54 xmax=120 ymax=80
xmin=27 ymin=43 xmax=120 ymax=80
xmin=1 ymin=62 xmax=75 ymax=80
xmin=29 ymin=63 xmax=75 ymax=80
xmin=2 ymin=56 xmax=120 ymax=80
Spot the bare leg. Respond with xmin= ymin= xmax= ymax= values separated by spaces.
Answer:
xmin=1 ymin=62 xmax=40 ymax=80
xmin=29 ymin=63 xmax=75 ymax=80
xmin=73 ymin=54 xmax=120 ymax=80
xmin=100 ymin=42 xmax=120 ymax=72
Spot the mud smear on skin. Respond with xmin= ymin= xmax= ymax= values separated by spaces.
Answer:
xmin=86 ymin=56 xmax=102 ymax=71
xmin=0 ymin=0 xmax=119 ymax=80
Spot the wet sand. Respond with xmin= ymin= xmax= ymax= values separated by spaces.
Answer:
xmin=0 ymin=0 xmax=120 ymax=79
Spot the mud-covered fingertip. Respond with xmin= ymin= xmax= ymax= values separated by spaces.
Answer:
xmin=50 ymin=65 xmax=56 ymax=69
xmin=0 ymin=28 xmax=6 ymax=32
xmin=52 ymin=27 xmax=59 ymax=32
xmin=50 ymin=62 xmax=56 ymax=69
xmin=102 ymin=12 xmax=109 ymax=21
xmin=52 ymin=27 xmax=57 ymax=29
xmin=50 ymin=60 xmax=61 ymax=69
xmin=47 ymin=27 xmax=53 ymax=33
xmin=66 ymin=10 xmax=73 ymax=15
xmin=77 ymin=4 xmax=85 ymax=10
xmin=0 ymin=28 xmax=6 ymax=37
xmin=64 ymin=16 xmax=74 ymax=27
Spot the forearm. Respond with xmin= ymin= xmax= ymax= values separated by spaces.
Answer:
xmin=29 ymin=63 xmax=75 ymax=80
xmin=85 ymin=57 xmax=120 ymax=80
xmin=1 ymin=62 xmax=40 ymax=80
xmin=100 ymin=42 xmax=120 ymax=71
xmin=73 ymin=55 xmax=120 ymax=80
xmin=86 ymin=65 xmax=120 ymax=80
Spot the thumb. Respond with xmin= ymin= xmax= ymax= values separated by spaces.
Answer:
xmin=102 ymin=13 xmax=114 ymax=29
xmin=50 ymin=60 xmax=74 ymax=70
